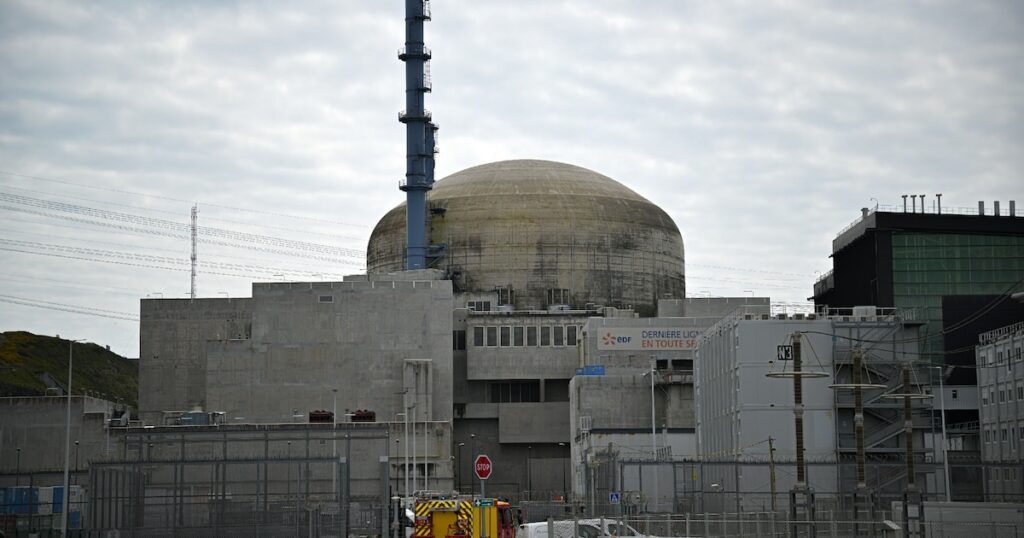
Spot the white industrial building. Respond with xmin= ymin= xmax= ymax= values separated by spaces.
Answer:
xmin=694 ymin=307 xmax=946 ymax=511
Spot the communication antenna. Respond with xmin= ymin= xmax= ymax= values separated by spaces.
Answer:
xmin=190 ymin=204 xmax=198 ymax=300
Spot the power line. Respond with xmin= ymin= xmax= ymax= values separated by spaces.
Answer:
xmin=0 ymin=170 xmax=368 ymax=229
xmin=0 ymin=294 xmax=139 ymax=321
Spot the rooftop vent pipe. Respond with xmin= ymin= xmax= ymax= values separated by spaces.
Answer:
xmin=994 ymin=201 xmax=1000 ymax=216
xmin=911 ymin=194 xmax=917 ymax=213
xmin=978 ymin=201 xmax=985 ymax=216
xmin=399 ymin=0 xmax=436 ymax=270
xmin=902 ymin=194 xmax=908 ymax=212
xmin=1011 ymin=200 xmax=1017 ymax=217
xmin=936 ymin=193 xmax=942 ymax=214
xmin=919 ymin=194 xmax=925 ymax=213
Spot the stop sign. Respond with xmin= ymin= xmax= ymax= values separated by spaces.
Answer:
xmin=474 ymin=454 xmax=492 ymax=480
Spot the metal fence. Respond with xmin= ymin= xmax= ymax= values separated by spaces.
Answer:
xmin=528 ymin=511 xmax=1024 ymax=538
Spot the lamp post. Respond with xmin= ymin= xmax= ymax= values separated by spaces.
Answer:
xmin=332 ymin=389 xmax=338 ymax=498
xmin=470 ymin=434 xmax=476 ymax=496
xmin=456 ymin=443 xmax=465 ymax=492
xmin=931 ymin=366 xmax=952 ymax=501
xmin=397 ymin=412 xmax=409 ymax=498
xmin=527 ymin=445 xmax=532 ymax=501
xmin=74 ymin=440 xmax=80 ymax=486
xmin=558 ymin=442 xmax=567 ymax=503
xmin=61 ymin=338 xmax=83 ymax=537
xmin=643 ymin=360 xmax=658 ymax=511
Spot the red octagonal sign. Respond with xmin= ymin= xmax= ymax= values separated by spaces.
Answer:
xmin=474 ymin=454 xmax=492 ymax=480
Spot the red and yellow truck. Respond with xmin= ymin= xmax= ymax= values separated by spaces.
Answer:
xmin=412 ymin=496 xmax=515 ymax=538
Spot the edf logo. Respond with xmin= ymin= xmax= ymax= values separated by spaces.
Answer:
xmin=602 ymin=332 xmax=631 ymax=346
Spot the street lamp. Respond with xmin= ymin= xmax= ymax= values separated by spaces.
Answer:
xmin=642 ymin=359 xmax=658 ymax=511
xmin=332 ymin=389 xmax=339 ymax=497
xmin=527 ymin=445 xmax=532 ymax=501
xmin=456 ymin=443 xmax=465 ymax=492
xmin=397 ymin=412 xmax=409 ymax=498
xmin=61 ymin=338 xmax=83 ymax=537
xmin=74 ymin=441 xmax=80 ymax=486
xmin=470 ymin=434 xmax=476 ymax=496
xmin=558 ymin=442 xmax=567 ymax=503
xmin=930 ymin=366 xmax=952 ymax=501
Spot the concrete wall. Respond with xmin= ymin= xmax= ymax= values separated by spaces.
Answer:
xmin=657 ymin=297 xmax=770 ymax=318
xmin=0 ymin=396 xmax=118 ymax=480
xmin=139 ymin=298 xmax=252 ymax=424
xmin=205 ymin=278 xmax=454 ymax=425
xmin=498 ymin=402 xmax=569 ymax=444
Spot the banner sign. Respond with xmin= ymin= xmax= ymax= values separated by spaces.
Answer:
xmin=597 ymin=328 xmax=702 ymax=351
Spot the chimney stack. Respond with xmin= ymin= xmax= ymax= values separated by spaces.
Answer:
xmin=978 ymin=201 xmax=985 ymax=215
xmin=994 ymin=201 xmax=1001 ymax=216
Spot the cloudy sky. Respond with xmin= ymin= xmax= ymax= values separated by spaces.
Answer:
xmin=1 ymin=1 xmax=1021 ymax=357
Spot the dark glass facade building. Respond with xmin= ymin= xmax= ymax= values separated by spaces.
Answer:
xmin=813 ymin=208 xmax=1024 ymax=385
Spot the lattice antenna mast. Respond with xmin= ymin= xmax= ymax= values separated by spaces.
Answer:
xmin=190 ymin=204 xmax=197 ymax=300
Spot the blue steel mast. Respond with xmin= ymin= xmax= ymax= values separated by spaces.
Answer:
xmin=399 ymin=0 xmax=436 ymax=270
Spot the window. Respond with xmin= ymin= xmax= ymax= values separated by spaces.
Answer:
xmin=468 ymin=301 xmax=491 ymax=312
xmin=513 ymin=327 xmax=524 ymax=347
xmin=985 ymin=429 xmax=991 ymax=443
xmin=951 ymin=389 xmax=958 ymax=400
xmin=1002 ymin=427 xmax=1008 ymax=442
xmin=473 ymin=327 xmax=484 ymax=347
xmin=486 ymin=326 xmax=497 ymax=347
xmin=1018 ymin=385 xmax=1023 ymax=401
xmin=527 ymin=326 xmax=537 ymax=346
xmin=496 ymin=287 xmax=514 ymax=305
xmin=553 ymin=326 xmax=564 ymax=346
xmin=453 ymin=330 xmax=466 ymax=351
xmin=566 ymin=325 xmax=578 ymax=346
xmin=489 ymin=381 xmax=540 ymax=403
xmin=1017 ymin=347 xmax=1022 ymax=362
xmin=983 ymin=389 xmax=989 ymax=406
xmin=540 ymin=326 xmax=551 ymax=346
xmin=999 ymin=389 xmax=1006 ymax=403
xmin=500 ymin=326 xmax=511 ymax=347
xmin=318 ymin=295 xmax=334 ymax=303
xmin=546 ymin=288 xmax=569 ymax=306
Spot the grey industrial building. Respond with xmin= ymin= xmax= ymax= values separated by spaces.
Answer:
xmin=976 ymin=321 xmax=1024 ymax=500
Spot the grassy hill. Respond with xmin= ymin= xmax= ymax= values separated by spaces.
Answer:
xmin=0 ymin=331 xmax=138 ymax=408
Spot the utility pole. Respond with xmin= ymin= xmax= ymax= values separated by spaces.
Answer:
xmin=767 ymin=436 xmax=777 ymax=512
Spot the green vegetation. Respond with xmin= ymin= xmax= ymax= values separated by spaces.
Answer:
xmin=0 ymin=331 xmax=137 ymax=407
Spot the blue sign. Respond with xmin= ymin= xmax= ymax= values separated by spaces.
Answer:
xmin=608 ymin=492 xmax=621 ymax=504
xmin=575 ymin=365 xmax=606 ymax=376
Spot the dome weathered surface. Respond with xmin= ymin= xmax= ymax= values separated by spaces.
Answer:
xmin=367 ymin=159 xmax=684 ymax=315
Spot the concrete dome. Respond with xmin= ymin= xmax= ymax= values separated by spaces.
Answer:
xmin=367 ymin=159 xmax=685 ymax=315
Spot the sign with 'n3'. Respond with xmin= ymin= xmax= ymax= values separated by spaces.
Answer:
xmin=597 ymin=328 xmax=702 ymax=351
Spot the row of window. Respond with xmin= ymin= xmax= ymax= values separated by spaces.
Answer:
xmin=982 ymin=347 xmax=1024 ymax=367
xmin=490 ymin=381 xmax=540 ymax=403
xmin=470 ymin=325 xmax=581 ymax=348
xmin=981 ymin=383 xmax=1024 ymax=405
xmin=983 ymin=423 xmax=1024 ymax=448
xmin=987 ymin=467 xmax=1019 ymax=482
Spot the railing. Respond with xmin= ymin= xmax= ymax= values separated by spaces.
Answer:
xmin=978 ymin=320 xmax=1024 ymax=344
xmin=834 ymin=203 xmax=1018 ymax=241
xmin=397 ymin=45 xmax=432 ymax=58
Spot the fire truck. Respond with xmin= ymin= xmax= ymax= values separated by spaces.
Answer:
xmin=411 ymin=494 xmax=515 ymax=538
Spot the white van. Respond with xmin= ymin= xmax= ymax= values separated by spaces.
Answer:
xmin=519 ymin=519 xmax=660 ymax=538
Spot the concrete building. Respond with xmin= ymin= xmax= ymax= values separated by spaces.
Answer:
xmin=568 ymin=298 xmax=770 ymax=512
xmin=0 ymin=396 xmax=125 ymax=483
xmin=139 ymin=271 xmax=455 ymax=489
xmin=694 ymin=308 xmax=943 ymax=511
xmin=976 ymin=321 xmax=1024 ymax=500
xmin=811 ymin=201 xmax=1024 ymax=501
